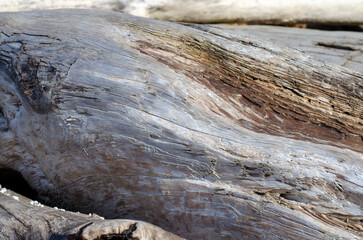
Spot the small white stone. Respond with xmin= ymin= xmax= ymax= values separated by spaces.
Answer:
xmin=12 ymin=196 xmax=19 ymax=201
xmin=30 ymin=200 xmax=43 ymax=207
xmin=0 ymin=188 xmax=10 ymax=196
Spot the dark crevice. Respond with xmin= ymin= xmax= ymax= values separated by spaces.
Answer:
xmin=306 ymin=24 xmax=363 ymax=32
xmin=0 ymin=107 xmax=8 ymax=131
xmin=100 ymin=223 xmax=139 ymax=240
xmin=254 ymin=191 xmax=266 ymax=196
xmin=280 ymin=192 xmax=309 ymax=203
xmin=316 ymin=42 xmax=357 ymax=51
xmin=11 ymin=32 xmax=62 ymax=41
xmin=0 ymin=168 xmax=38 ymax=200
xmin=282 ymin=85 xmax=304 ymax=97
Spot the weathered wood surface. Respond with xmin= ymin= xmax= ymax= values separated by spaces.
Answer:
xmin=0 ymin=9 xmax=362 ymax=240
xmin=214 ymin=25 xmax=363 ymax=73
xmin=1 ymin=0 xmax=363 ymax=25
xmin=0 ymin=186 xmax=184 ymax=239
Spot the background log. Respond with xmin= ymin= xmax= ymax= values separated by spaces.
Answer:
xmin=1 ymin=0 xmax=363 ymax=25
xmin=0 ymin=9 xmax=362 ymax=240
xmin=214 ymin=25 xmax=363 ymax=73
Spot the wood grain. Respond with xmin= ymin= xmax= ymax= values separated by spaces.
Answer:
xmin=214 ymin=25 xmax=363 ymax=73
xmin=0 ymin=9 xmax=362 ymax=240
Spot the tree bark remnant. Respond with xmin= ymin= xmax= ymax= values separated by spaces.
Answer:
xmin=0 ymin=9 xmax=362 ymax=240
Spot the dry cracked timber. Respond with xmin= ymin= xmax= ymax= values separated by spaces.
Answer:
xmin=0 ymin=9 xmax=362 ymax=240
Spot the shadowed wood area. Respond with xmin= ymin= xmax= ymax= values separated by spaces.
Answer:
xmin=0 ymin=9 xmax=362 ymax=240
xmin=0 ymin=186 xmax=184 ymax=239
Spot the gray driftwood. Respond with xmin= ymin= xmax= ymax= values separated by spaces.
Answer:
xmin=214 ymin=25 xmax=363 ymax=73
xmin=1 ymin=0 xmax=363 ymax=25
xmin=0 ymin=9 xmax=362 ymax=240
xmin=0 ymin=186 xmax=184 ymax=239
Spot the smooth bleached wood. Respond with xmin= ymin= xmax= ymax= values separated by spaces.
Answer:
xmin=214 ymin=25 xmax=363 ymax=73
xmin=1 ymin=0 xmax=363 ymax=25
xmin=0 ymin=9 xmax=362 ymax=240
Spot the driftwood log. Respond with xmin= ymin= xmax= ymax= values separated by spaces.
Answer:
xmin=1 ymin=0 xmax=363 ymax=25
xmin=0 ymin=186 xmax=184 ymax=239
xmin=0 ymin=9 xmax=362 ymax=240
xmin=214 ymin=25 xmax=363 ymax=73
